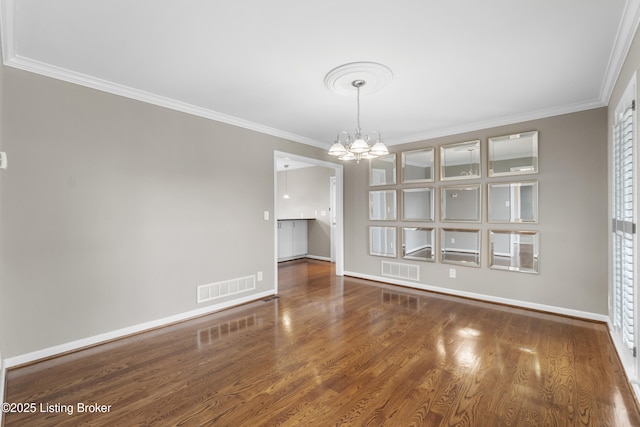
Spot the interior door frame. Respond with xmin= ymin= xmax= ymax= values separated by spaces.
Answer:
xmin=273 ymin=151 xmax=344 ymax=294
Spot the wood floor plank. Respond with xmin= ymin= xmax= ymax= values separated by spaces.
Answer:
xmin=3 ymin=259 xmax=640 ymax=426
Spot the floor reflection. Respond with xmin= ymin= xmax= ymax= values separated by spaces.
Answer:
xmin=381 ymin=290 xmax=421 ymax=311
xmin=196 ymin=314 xmax=262 ymax=348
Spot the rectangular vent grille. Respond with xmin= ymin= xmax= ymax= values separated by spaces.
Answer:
xmin=197 ymin=275 xmax=256 ymax=303
xmin=381 ymin=261 xmax=420 ymax=281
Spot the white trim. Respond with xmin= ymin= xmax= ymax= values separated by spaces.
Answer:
xmin=273 ymin=151 xmax=344 ymax=282
xmin=609 ymin=71 xmax=639 ymax=397
xmin=3 ymin=290 xmax=274 ymax=368
xmin=1 ymin=352 xmax=5 ymax=425
xmin=344 ymin=270 xmax=609 ymax=323
xmin=0 ymin=0 xmax=15 ymax=61
xmin=608 ymin=321 xmax=640 ymax=401
xmin=1 ymin=53 xmax=328 ymax=149
xmin=2 ymin=0 xmax=636 ymax=151
xmin=304 ymin=255 xmax=332 ymax=262
xmin=385 ymin=99 xmax=605 ymax=146
xmin=601 ymin=0 xmax=640 ymax=105
xmin=2 ymin=52 xmax=610 ymax=150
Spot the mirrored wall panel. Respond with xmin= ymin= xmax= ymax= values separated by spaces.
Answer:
xmin=441 ymin=184 xmax=481 ymax=222
xmin=370 ymin=153 xmax=397 ymax=186
xmin=440 ymin=228 xmax=481 ymax=267
xmin=370 ymin=226 xmax=397 ymax=258
xmin=402 ymin=188 xmax=435 ymax=221
xmin=369 ymin=190 xmax=397 ymax=221
xmin=401 ymin=148 xmax=434 ymax=183
xmin=440 ymin=140 xmax=481 ymax=181
xmin=488 ymin=181 xmax=538 ymax=223
xmin=402 ymin=227 xmax=435 ymax=262
xmin=489 ymin=230 xmax=539 ymax=273
xmin=488 ymin=131 xmax=538 ymax=177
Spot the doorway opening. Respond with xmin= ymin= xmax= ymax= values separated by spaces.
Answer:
xmin=273 ymin=151 xmax=344 ymax=293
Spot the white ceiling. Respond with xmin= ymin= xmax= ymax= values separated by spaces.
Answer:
xmin=2 ymin=1 xmax=638 ymax=149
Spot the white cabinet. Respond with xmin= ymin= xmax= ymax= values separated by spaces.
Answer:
xmin=278 ymin=220 xmax=308 ymax=261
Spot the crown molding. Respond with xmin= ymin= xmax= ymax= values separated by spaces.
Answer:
xmin=385 ymin=98 xmax=606 ymax=146
xmin=600 ymin=0 xmax=640 ymax=104
xmin=0 ymin=0 xmax=328 ymax=151
xmin=0 ymin=0 xmax=15 ymax=61
xmin=6 ymin=55 xmax=329 ymax=149
xmin=1 ymin=0 xmax=636 ymax=150
xmin=2 ymin=51 xmax=608 ymax=150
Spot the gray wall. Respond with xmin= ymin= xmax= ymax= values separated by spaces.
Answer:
xmin=0 ymin=65 xmax=332 ymax=358
xmin=277 ymin=166 xmax=333 ymax=259
xmin=345 ymin=107 xmax=609 ymax=315
xmin=0 ymin=47 xmax=616 ymax=362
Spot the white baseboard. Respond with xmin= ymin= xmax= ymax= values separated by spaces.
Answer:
xmin=344 ymin=270 xmax=609 ymax=322
xmin=4 ymin=290 xmax=275 ymax=368
xmin=1 ymin=352 xmax=5 ymax=424
xmin=305 ymin=255 xmax=332 ymax=262
xmin=606 ymin=321 xmax=640 ymax=402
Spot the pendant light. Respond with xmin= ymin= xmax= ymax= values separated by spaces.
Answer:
xmin=283 ymin=164 xmax=290 ymax=199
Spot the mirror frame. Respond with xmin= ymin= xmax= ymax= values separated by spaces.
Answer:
xmin=369 ymin=153 xmax=397 ymax=186
xmin=402 ymin=187 xmax=435 ymax=222
xmin=401 ymin=148 xmax=434 ymax=183
xmin=369 ymin=226 xmax=397 ymax=258
xmin=440 ymin=228 xmax=481 ymax=267
xmin=488 ymin=131 xmax=539 ymax=177
xmin=440 ymin=140 xmax=481 ymax=181
xmin=369 ymin=190 xmax=397 ymax=221
xmin=488 ymin=181 xmax=538 ymax=223
xmin=489 ymin=230 xmax=540 ymax=273
xmin=402 ymin=227 xmax=436 ymax=262
xmin=441 ymin=184 xmax=482 ymax=223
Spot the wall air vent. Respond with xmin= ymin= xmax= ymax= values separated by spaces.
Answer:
xmin=197 ymin=275 xmax=256 ymax=303
xmin=381 ymin=261 xmax=420 ymax=281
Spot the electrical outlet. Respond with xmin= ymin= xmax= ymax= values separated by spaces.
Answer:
xmin=449 ymin=268 xmax=456 ymax=278
xmin=257 ymin=271 xmax=263 ymax=281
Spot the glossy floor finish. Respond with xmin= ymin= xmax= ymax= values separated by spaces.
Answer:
xmin=4 ymin=259 xmax=640 ymax=426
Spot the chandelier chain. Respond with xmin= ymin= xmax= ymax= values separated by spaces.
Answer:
xmin=356 ymin=83 xmax=361 ymax=133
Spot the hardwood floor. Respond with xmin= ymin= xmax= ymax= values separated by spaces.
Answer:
xmin=4 ymin=259 xmax=640 ymax=426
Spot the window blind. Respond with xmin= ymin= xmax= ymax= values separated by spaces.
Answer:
xmin=613 ymin=103 xmax=636 ymax=353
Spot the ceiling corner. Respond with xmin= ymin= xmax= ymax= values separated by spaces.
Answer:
xmin=600 ymin=0 xmax=640 ymax=105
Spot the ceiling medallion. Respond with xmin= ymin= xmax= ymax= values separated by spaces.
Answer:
xmin=324 ymin=62 xmax=393 ymax=96
xmin=325 ymin=62 xmax=393 ymax=163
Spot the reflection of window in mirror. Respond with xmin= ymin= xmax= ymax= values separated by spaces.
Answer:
xmin=489 ymin=230 xmax=539 ymax=273
xmin=488 ymin=131 xmax=538 ymax=177
xmin=401 ymin=148 xmax=434 ymax=183
xmin=369 ymin=153 xmax=397 ymax=186
xmin=402 ymin=188 xmax=434 ymax=221
xmin=440 ymin=228 xmax=481 ymax=267
xmin=369 ymin=190 xmax=397 ymax=221
xmin=441 ymin=185 xmax=481 ymax=222
xmin=370 ymin=226 xmax=397 ymax=257
xmin=440 ymin=140 xmax=481 ymax=181
xmin=488 ymin=181 xmax=538 ymax=223
xmin=402 ymin=227 xmax=435 ymax=262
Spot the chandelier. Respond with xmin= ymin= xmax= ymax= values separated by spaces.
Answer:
xmin=325 ymin=62 xmax=392 ymax=163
